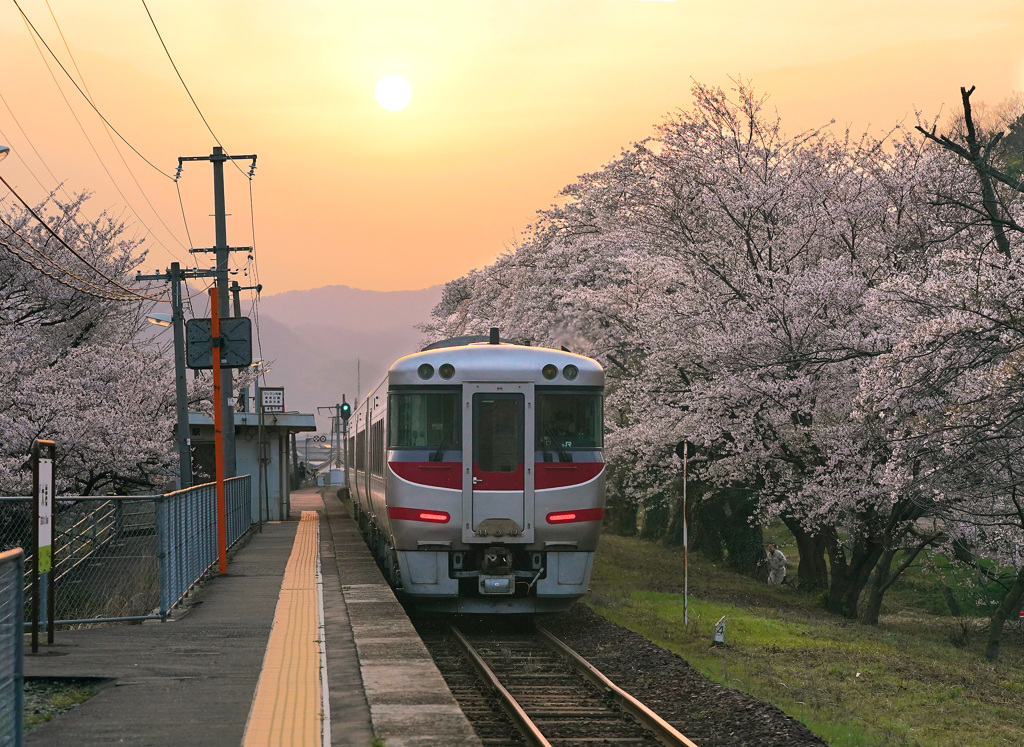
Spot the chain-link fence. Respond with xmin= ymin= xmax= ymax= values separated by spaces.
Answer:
xmin=0 ymin=475 xmax=252 ymax=627
xmin=159 ymin=476 xmax=252 ymax=613
xmin=0 ymin=548 xmax=24 ymax=747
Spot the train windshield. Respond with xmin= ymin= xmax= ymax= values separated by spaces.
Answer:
xmin=536 ymin=391 xmax=603 ymax=449
xmin=388 ymin=392 xmax=462 ymax=449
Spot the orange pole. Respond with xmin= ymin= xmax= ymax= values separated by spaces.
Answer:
xmin=211 ymin=288 xmax=228 ymax=574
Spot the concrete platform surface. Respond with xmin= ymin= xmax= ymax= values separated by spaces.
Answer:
xmin=22 ymin=487 xmax=480 ymax=746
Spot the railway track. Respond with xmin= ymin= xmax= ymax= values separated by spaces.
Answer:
xmin=417 ymin=618 xmax=698 ymax=746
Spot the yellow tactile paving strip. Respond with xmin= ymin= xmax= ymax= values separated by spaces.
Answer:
xmin=244 ymin=511 xmax=325 ymax=747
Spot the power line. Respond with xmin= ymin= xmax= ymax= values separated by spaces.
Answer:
xmin=0 ymin=93 xmax=71 ymax=199
xmin=0 ymin=212 xmax=145 ymax=300
xmin=141 ymin=0 xmax=251 ymax=180
xmin=41 ymin=0 xmax=187 ymax=255
xmin=247 ymin=179 xmax=266 ymax=384
xmin=0 ymin=172 xmax=168 ymax=303
xmin=11 ymin=0 xmax=175 ymax=181
xmin=17 ymin=16 xmax=182 ymax=263
xmin=14 ymin=0 xmax=189 ymax=263
xmin=0 ymin=237 xmax=140 ymax=302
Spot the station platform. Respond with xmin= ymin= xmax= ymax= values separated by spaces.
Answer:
xmin=22 ymin=488 xmax=482 ymax=746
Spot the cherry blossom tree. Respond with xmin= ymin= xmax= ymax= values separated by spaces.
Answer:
xmin=0 ymin=191 xmax=177 ymax=495
xmin=426 ymin=80 xmax=975 ymax=621
xmin=857 ymin=86 xmax=1024 ymax=655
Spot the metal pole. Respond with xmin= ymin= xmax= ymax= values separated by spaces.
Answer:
xmin=171 ymin=263 xmax=192 ymax=488
xmin=683 ymin=444 xmax=689 ymax=626
xmin=336 ymin=405 xmax=342 ymax=468
xmin=230 ymin=280 xmax=247 ymax=413
xmin=212 ymin=146 xmax=237 ymax=478
xmin=290 ymin=432 xmax=299 ymax=489
xmin=256 ymin=385 xmax=264 ymax=531
xmin=211 ymin=288 xmax=228 ymax=574
xmin=31 ymin=441 xmax=40 ymax=654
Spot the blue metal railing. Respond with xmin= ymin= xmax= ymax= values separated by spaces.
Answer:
xmin=0 ymin=475 xmax=252 ymax=626
xmin=156 ymin=475 xmax=252 ymax=616
xmin=0 ymin=548 xmax=24 ymax=747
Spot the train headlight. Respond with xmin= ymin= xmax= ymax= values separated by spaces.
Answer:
xmin=439 ymin=363 xmax=455 ymax=379
xmin=562 ymin=364 xmax=579 ymax=381
xmin=417 ymin=363 xmax=435 ymax=380
xmin=542 ymin=364 xmax=558 ymax=380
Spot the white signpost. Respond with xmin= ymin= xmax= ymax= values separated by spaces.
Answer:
xmin=37 ymin=452 xmax=52 ymax=574
xmin=714 ymin=616 xmax=726 ymax=646
xmin=32 ymin=439 xmax=56 ymax=651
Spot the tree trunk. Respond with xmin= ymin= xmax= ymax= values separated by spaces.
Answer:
xmin=842 ymin=545 xmax=882 ymax=618
xmin=861 ymin=547 xmax=897 ymax=625
xmin=822 ymin=527 xmax=882 ymax=619
xmin=862 ymin=534 xmax=938 ymax=625
xmin=715 ymin=487 xmax=762 ymax=573
xmin=941 ymin=586 xmax=961 ymax=617
xmin=663 ymin=474 xmax=685 ymax=547
xmin=603 ymin=468 xmax=638 ymax=536
xmin=664 ymin=478 xmax=712 ymax=548
xmin=638 ymin=494 xmax=670 ymax=540
xmin=985 ymin=564 xmax=1024 ymax=662
xmin=604 ymin=495 xmax=638 ymax=536
xmin=780 ymin=517 xmax=828 ymax=589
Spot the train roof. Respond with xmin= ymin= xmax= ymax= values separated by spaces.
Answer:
xmin=390 ymin=341 xmax=604 ymax=388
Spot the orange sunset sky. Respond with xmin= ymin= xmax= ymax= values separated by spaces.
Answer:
xmin=0 ymin=0 xmax=1021 ymax=295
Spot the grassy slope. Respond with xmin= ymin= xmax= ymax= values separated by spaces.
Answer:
xmin=586 ymin=533 xmax=1024 ymax=746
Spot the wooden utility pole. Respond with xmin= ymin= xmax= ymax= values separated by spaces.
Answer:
xmin=176 ymin=147 xmax=257 ymax=477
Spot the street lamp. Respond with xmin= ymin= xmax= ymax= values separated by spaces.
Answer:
xmin=0 ymin=144 xmax=9 ymax=163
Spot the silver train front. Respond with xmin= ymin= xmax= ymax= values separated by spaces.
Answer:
xmin=346 ymin=338 xmax=605 ymax=613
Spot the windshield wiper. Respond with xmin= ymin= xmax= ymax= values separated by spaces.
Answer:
xmin=545 ymin=428 xmax=571 ymax=463
xmin=430 ymin=423 xmax=453 ymax=462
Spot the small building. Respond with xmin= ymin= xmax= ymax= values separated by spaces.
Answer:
xmin=188 ymin=410 xmax=317 ymax=521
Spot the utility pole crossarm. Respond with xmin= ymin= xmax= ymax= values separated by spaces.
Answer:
xmin=188 ymin=246 xmax=252 ymax=255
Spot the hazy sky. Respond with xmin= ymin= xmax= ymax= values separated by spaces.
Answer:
xmin=0 ymin=1 xmax=1020 ymax=296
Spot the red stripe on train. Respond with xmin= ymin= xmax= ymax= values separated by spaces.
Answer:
xmin=388 ymin=461 xmax=604 ymax=490
xmin=535 ymin=462 xmax=604 ymax=489
xmin=388 ymin=462 xmax=461 ymax=489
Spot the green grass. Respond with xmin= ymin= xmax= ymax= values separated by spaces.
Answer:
xmin=587 ymin=533 xmax=1024 ymax=746
xmin=23 ymin=678 xmax=98 ymax=728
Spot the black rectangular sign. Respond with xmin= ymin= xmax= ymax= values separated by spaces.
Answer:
xmin=185 ymin=317 xmax=253 ymax=369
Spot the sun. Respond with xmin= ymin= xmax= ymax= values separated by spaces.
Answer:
xmin=375 ymin=75 xmax=412 ymax=111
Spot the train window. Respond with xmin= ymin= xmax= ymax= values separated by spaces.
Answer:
xmin=474 ymin=394 xmax=524 ymax=472
xmin=388 ymin=392 xmax=462 ymax=450
xmin=371 ymin=419 xmax=385 ymax=476
xmin=355 ymin=430 xmax=365 ymax=471
xmin=536 ymin=392 xmax=603 ymax=449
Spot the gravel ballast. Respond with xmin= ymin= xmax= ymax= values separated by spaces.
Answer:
xmin=540 ymin=604 xmax=827 ymax=746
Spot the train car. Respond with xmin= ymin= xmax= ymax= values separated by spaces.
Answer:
xmin=346 ymin=329 xmax=605 ymax=613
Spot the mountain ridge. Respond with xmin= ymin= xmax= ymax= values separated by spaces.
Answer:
xmin=254 ymin=283 xmax=445 ymax=429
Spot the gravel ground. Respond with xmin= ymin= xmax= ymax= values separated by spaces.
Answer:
xmin=541 ymin=604 xmax=828 ymax=747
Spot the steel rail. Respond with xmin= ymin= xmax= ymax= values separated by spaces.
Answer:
xmin=535 ymin=623 xmax=700 ymax=747
xmin=449 ymin=625 xmax=552 ymax=747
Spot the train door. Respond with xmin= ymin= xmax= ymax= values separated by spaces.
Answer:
xmin=462 ymin=383 xmax=535 ymax=544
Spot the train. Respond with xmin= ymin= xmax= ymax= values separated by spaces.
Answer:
xmin=345 ymin=329 xmax=605 ymax=613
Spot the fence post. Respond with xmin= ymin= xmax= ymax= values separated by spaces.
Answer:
xmin=155 ymin=495 xmax=169 ymax=619
xmin=1 ymin=548 xmax=25 ymax=747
